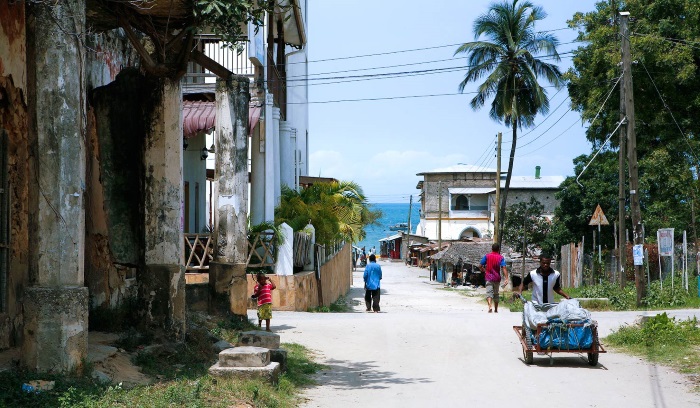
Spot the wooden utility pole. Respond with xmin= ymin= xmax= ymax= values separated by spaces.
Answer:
xmin=438 ymin=181 xmax=443 ymax=250
xmin=406 ymin=195 xmax=413 ymax=256
xmin=495 ymin=132 xmax=502 ymax=243
xmin=620 ymin=11 xmax=645 ymax=305
xmin=618 ymin=29 xmax=627 ymax=289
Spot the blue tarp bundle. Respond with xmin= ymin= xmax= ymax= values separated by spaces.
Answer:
xmin=535 ymin=319 xmax=593 ymax=350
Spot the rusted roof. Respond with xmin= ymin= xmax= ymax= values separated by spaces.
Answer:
xmin=183 ymin=101 xmax=215 ymax=139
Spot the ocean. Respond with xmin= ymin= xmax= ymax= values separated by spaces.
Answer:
xmin=356 ymin=202 xmax=421 ymax=251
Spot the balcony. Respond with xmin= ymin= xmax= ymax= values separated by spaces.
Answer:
xmin=183 ymin=35 xmax=256 ymax=94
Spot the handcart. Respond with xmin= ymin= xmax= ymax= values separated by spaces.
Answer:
xmin=513 ymin=297 xmax=606 ymax=366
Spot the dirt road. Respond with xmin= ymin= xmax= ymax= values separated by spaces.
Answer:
xmin=251 ymin=260 xmax=700 ymax=408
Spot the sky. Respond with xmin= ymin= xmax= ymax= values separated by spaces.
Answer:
xmin=306 ymin=0 xmax=604 ymax=204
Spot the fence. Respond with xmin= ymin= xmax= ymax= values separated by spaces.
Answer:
xmin=559 ymin=241 xmax=699 ymax=289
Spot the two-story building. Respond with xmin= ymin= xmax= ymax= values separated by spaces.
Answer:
xmin=415 ymin=164 xmax=563 ymax=240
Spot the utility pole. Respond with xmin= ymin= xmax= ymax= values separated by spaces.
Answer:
xmin=406 ymin=195 xmax=413 ymax=260
xmin=617 ymin=13 xmax=627 ymax=289
xmin=438 ymin=181 xmax=443 ymax=250
xmin=495 ymin=132 xmax=502 ymax=243
xmin=620 ymin=11 xmax=645 ymax=305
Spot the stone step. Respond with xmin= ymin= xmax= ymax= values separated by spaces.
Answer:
xmin=209 ymin=361 xmax=280 ymax=384
xmin=238 ymin=330 xmax=280 ymax=349
xmin=218 ymin=346 xmax=270 ymax=368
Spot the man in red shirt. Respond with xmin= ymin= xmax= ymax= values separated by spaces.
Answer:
xmin=479 ymin=243 xmax=509 ymax=313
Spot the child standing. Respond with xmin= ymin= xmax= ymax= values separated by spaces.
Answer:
xmin=253 ymin=272 xmax=276 ymax=331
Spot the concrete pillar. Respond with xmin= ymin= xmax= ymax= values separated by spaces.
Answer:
xmin=23 ymin=0 xmax=89 ymax=374
xmin=264 ymin=94 xmax=276 ymax=222
xmin=140 ymin=79 xmax=185 ymax=341
xmin=303 ymin=223 xmax=316 ymax=272
xmin=250 ymin=124 xmax=265 ymax=226
xmin=279 ymin=121 xmax=294 ymax=189
xmin=209 ymin=77 xmax=250 ymax=316
xmin=272 ymin=107 xmax=281 ymax=206
xmin=275 ymin=223 xmax=294 ymax=276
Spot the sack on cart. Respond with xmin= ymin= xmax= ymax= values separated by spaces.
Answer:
xmin=537 ymin=319 xmax=594 ymax=349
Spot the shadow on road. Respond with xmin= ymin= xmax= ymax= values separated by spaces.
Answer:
xmin=311 ymin=358 xmax=433 ymax=389
xmin=518 ymin=355 xmax=609 ymax=370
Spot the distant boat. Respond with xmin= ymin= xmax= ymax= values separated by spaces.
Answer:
xmin=388 ymin=222 xmax=408 ymax=231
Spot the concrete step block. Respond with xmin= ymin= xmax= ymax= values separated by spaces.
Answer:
xmin=237 ymin=330 xmax=280 ymax=349
xmin=209 ymin=361 xmax=280 ymax=384
xmin=218 ymin=346 xmax=270 ymax=368
xmin=270 ymin=348 xmax=288 ymax=372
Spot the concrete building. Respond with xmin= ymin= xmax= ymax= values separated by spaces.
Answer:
xmin=0 ymin=1 xmax=281 ymax=374
xmin=415 ymin=164 xmax=564 ymax=241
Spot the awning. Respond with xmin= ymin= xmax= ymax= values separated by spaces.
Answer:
xmin=183 ymin=101 xmax=215 ymax=139
xmin=183 ymin=101 xmax=263 ymax=139
xmin=249 ymin=105 xmax=262 ymax=136
xmin=378 ymin=234 xmax=402 ymax=242
xmin=448 ymin=187 xmax=496 ymax=195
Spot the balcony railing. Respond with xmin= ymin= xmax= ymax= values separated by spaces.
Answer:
xmin=184 ymin=35 xmax=256 ymax=88
xmin=185 ymin=233 xmax=213 ymax=271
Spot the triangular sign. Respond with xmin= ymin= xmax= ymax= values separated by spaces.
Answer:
xmin=589 ymin=204 xmax=609 ymax=226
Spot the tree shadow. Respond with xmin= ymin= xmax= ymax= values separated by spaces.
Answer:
xmin=310 ymin=358 xmax=433 ymax=390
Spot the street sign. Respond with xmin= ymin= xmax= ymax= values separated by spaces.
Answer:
xmin=588 ymin=204 xmax=609 ymax=226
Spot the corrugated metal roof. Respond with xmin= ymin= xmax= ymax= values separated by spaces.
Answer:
xmin=183 ymin=101 xmax=215 ymax=139
xmin=378 ymin=234 xmax=403 ymax=242
xmin=448 ymin=187 xmax=496 ymax=195
xmin=417 ymin=164 xmax=496 ymax=175
xmin=502 ymin=176 xmax=564 ymax=189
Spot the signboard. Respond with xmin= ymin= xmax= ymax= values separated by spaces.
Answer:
xmin=658 ymin=228 xmax=674 ymax=256
xmin=588 ymin=204 xmax=609 ymax=226
xmin=633 ymin=244 xmax=644 ymax=266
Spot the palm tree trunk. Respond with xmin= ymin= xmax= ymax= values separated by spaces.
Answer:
xmin=498 ymin=121 xmax=517 ymax=244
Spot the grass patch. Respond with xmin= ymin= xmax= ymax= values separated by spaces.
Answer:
xmin=605 ymin=313 xmax=700 ymax=381
xmin=308 ymin=296 xmax=350 ymax=313
xmin=0 ymin=318 xmax=322 ymax=407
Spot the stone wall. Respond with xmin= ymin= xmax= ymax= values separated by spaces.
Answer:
xmin=247 ymin=243 xmax=352 ymax=311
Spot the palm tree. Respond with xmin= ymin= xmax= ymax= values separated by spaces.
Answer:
xmin=454 ymin=0 xmax=563 ymax=244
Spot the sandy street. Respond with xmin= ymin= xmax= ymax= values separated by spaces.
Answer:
xmin=250 ymin=260 xmax=700 ymax=408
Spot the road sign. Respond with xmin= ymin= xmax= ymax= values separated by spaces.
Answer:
xmin=589 ymin=204 xmax=609 ymax=226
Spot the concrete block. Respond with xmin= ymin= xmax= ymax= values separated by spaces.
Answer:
xmin=209 ymin=361 xmax=280 ymax=384
xmin=218 ymin=346 xmax=270 ymax=368
xmin=270 ymin=348 xmax=288 ymax=372
xmin=238 ymin=330 xmax=280 ymax=349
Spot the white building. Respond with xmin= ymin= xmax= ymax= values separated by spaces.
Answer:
xmin=415 ymin=164 xmax=564 ymax=240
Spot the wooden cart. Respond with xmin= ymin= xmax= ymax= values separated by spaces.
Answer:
xmin=513 ymin=320 xmax=606 ymax=366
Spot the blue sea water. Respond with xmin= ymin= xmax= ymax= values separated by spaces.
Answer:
xmin=356 ymin=203 xmax=421 ymax=251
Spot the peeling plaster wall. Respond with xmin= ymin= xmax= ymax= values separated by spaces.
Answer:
xmin=83 ymin=31 xmax=140 ymax=309
xmin=0 ymin=2 xmax=29 ymax=349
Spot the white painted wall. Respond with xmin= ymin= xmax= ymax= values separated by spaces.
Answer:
xmin=183 ymin=132 xmax=209 ymax=233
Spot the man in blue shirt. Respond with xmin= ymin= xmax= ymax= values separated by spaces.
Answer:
xmin=363 ymin=254 xmax=383 ymax=312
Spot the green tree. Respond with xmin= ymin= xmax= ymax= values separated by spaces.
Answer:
xmin=455 ymin=0 xmax=564 ymax=244
xmin=275 ymin=181 xmax=381 ymax=245
xmin=567 ymin=0 xmax=700 ymax=245
xmin=502 ymin=197 xmax=551 ymax=256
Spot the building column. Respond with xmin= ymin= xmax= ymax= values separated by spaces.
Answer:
xmin=23 ymin=0 xmax=88 ymax=373
xmin=250 ymin=118 xmax=265 ymax=226
xmin=209 ymin=77 xmax=250 ymax=316
xmin=140 ymin=79 xmax=185 ymax=341
xmin=272 ymin=107 xmax=281 ymax=206
xmin=264 ymin=95 xmax=276 ymax=222
xmin=279 ymin=121 xmax=294 ymax=189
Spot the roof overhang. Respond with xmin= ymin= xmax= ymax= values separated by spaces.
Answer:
xmin=276 ymin=0 xmax=306 ymax=47
xmin=448 ymin=187 xmax=496 ymax=195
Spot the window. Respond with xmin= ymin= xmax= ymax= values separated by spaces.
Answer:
xmin=451 ymin=194 xmax=488 ymax=211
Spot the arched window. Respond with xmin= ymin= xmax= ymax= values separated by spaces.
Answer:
xmin=455 ymin=195 xmax=469 ymax=210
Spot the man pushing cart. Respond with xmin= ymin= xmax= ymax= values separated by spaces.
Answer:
xmin=513 ymin=253 xmax=605 ymax=365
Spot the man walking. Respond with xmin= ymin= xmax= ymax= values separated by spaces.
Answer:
xmin=363 ymin=254 xmax=382 ymax=312
xmin=479 ymin=243 xmax=509 ymax=313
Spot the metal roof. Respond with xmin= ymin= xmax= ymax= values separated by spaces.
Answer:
xmin=417 ymin=164 xmax=496 ymax=175
xmin=378 ymin=234 xmax=403 ymax=242
xmin=502 ymin=176 xmax=564 ymax=189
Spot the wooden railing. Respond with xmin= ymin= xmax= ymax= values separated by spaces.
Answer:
xmin=185 ymin=233 xmax=213 ymax=271
xmin=247 ymin=232 xmax=277 ymax=268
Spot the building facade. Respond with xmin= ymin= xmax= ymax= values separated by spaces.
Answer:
xmin=416 ymin=164 xmax=564 ymax=241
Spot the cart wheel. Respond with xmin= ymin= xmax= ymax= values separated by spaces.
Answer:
xmin=522 ymin=326 xmax=534 ymax=364
xmin=587 ymin=352 xmax=599 ymax=366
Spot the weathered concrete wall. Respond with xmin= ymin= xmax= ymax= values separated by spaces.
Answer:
xmin=89 ymin=68 xmax=151 ymax=309
xmin=0 ymin=1 xmax=29 ymax=350
xmin=247 ymin=244 xmax=352 ymax=311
